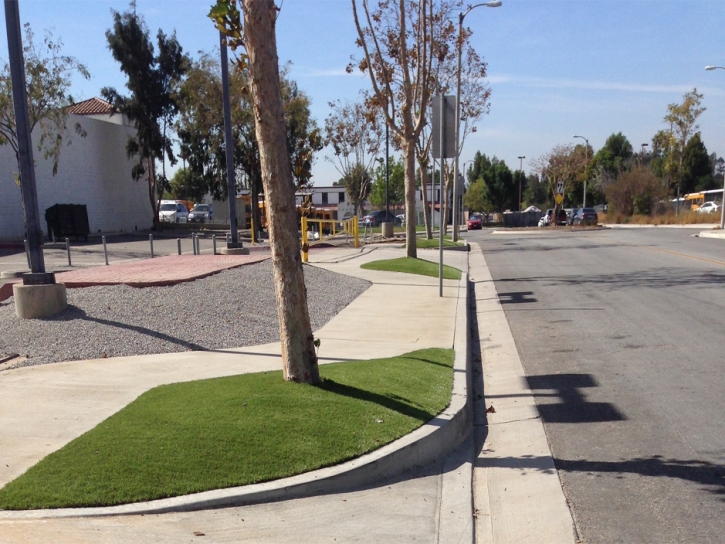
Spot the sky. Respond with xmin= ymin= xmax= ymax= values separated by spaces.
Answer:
xmin=1 ymin=0 xmax=724 ymax=185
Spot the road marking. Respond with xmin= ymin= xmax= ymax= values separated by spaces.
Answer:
xmin=637 ymin=246 xmax=725 ymax=267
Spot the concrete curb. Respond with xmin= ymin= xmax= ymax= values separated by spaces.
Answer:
xmin=697 ymin=230 xmax=725 ymax=239
xmin=0 ymin=272 xmax=472 ymax=520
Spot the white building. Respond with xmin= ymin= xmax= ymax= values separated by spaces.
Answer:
xmin=296 ymin=185 xmax=356 ymax=220
xmin=0 ymin=97 xmax=151 ymax=241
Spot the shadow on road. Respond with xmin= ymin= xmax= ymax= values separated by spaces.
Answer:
xmin=498 ymin=291 xmax=537 ymax=304
xmin=526 ymin=373 xmax=626 ymax=423
xmin=496 ymin=268 xmax=725 ymax=291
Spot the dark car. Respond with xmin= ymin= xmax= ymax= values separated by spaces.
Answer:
xmin=361 ymin=210 xmax=401 ymax=227
xmin=467 ymin=214 xmax=483 ymax=230
xmin=188 ymin=204 xmax=213 ymax=223
xmin=567 ymin=208 xmax=581 ymax=225
xmin=573 ymin=207 xmax=598 ymax=226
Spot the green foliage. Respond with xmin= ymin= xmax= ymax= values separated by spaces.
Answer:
xmin=102 ymin=2 xmax=188 ymax=226
xmin=466 ymin=151 xmax=491 ymax=186
xmin=605 ymin=166 xmax=668 ymax=216
xmin=176 ymin=54 xmax=320 ymax=203
xmin=482 ymin=158 xmax=516 ymax=212
xmin=0 ymin=24 xmax=89 ymax=177
xmin=339 ymin=162 xmax=372 ymax=215
xmin=370 ymin=156 xmax=405 ymax=210
xmin=0 ymin=349 xmax=453 ymax=509
xmin=169 ymin=167 xmax=207 ymax=203
xmin=464 ymin=178 xmax=489 ymax=212
xmin=521 ymin=174 xmax=549 ymax=209
xmin=681 ymin=133 xmax=714 ymax=193
xmin=361 ymin=257 xmax=461 ymax=280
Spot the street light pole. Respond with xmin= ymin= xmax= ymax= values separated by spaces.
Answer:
xmin=705 ymin=65 xmax=725 ymax=229
xmin=640 ymin=143 xmax=648 ymax=167
xmin=517 ymin=155 xmax=525 ymax=211
xmin=452 ymin=0 xmax=501 ymax=241
xmin=573 ymin=135 xmax=589 ymax=208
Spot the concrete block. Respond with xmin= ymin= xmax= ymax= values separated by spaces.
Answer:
xmin=220 ymin=247 xmax=250 ymax=255
xmin=13 ymin=283 xmax=68 ymax=319
xmin=381 ymin=221 xmax=394 ymax=238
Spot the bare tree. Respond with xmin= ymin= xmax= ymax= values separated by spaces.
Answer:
xmin=324 ymin=99 xmax=383 ymax=217
xmin=210 ymin=0 xmax=319 ymax=384
xmin=531 ymin=144 xmax=582 ymax=227
xmin=416 ymin=3 xmax=490 ymax=239
xmin=350 ymin=0 xmax=439 ymax=258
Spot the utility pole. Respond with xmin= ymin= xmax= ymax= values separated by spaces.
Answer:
xmin=220 ymin=30 xmax=241 ymax=250
xmin=5 ymin=0 xmax=49 ymax=282
xmin=518 ymin=155 xmax=525 ymax=211
xmin=573 ymin=135 xmax=589 ymax=207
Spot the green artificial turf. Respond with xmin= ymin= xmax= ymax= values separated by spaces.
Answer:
xmin=416 ymin=237 xmax=463 ymax=249
xmin=0 ymin=348 xmax=453 ymax=510
xmin=360 ymin=257 xmax=462 ymax=280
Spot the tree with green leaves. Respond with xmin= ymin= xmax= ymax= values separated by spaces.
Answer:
xmin=463 ymin=177 xmax=489 ymax=214
xmin=370 ymin=156 xmax=405 ymax=212
xmin=324 ymin=99 xmax=383 ymax=217
xmin=176 ymin=52 xmax=320 ymax=231
xmin=532 ymin=144 xmax=583 ymax=226
xmin=681 ymin=133 xmax=714 ymax=193
xmin=663 ymin=89 xmax=705 ymax=203
xmin=210 ymin=0 xmax=319 ymax=384
xmin=521 ymin=173 xmax=549 ymax=209
xmin=0 ymin=24 xmax=89 ymax=179
xmin=481 ymin=158 xmax=515 ymax=212
xmin=102 ymin=2 xmax=188 ymax=230
xmin=168 ymin=166 xmax=207 ymax=203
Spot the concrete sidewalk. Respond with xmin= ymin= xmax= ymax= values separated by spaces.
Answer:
xmin=0 ymin=245 xmax=470 ymax=542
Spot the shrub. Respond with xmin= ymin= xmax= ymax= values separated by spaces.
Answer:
xmin=605 ymin=167 xmax=668 ymax=216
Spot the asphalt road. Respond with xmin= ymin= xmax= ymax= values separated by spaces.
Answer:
xmin=466 ymin=226 xmax=725 ymax=544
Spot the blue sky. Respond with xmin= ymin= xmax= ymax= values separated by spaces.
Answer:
xmin=1 ymin=0 xmax=724 ymax=184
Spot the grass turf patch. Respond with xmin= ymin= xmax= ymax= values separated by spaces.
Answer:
xmin=416 ymin=237 xmax=463 ymax=249
xmin=360 ymin=257 xmax=461 ymax=280
xmin=0 ymin=348 xmax=453 ymax=510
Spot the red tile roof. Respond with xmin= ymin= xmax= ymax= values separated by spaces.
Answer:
xmin=66 ymin=97 xmax=113 ymax=115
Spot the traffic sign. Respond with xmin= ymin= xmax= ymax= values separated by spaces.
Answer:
xmin=555 ymin=193 xmax=564 ymax=205
xmin=556 ymin=181 xmax=564 ymax=194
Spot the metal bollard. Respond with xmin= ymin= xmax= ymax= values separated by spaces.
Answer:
xmin=195 ymin=234 xmax=200 ymax=255
xmin=212 ymin=234 xmax=217 ymax=255
xmin=102 ymin=236 xmax=109 ymax=265
xmin=65 ymin=238 xmax=71 ymax=267
xmin=23 ymin=239 xmax=31 ymax=269
xmin=177 ymin=238 xmax=181 ymax=255
xmin=226 ymin=233 xmax=231 ymax=245
xmin=149 ymin=234 xmax=154 ymax=258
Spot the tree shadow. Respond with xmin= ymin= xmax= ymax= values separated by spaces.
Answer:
xmin=498 ymin=291 xmax=537 ymax=304
xmin=40 ymin=305 xmax=207 ymax=351
xmin=316 ymin=378 xmax=436 ymax=422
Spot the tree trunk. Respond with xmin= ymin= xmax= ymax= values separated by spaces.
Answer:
xmin=418 ymin=158 xmax=433 ymax=239
xmin=403 ymin=140 xmax=417 ymax=258
xmin=242 ymin=0 xmax=319 ymax=384
xmin=442 ymin=160 xmax=451 ymax=236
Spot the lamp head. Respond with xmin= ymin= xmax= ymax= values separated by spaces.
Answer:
xmin=705 ymin=65 xmax=716 ymax=71
xmin=485 ymin=0 xmax=502 ymax=6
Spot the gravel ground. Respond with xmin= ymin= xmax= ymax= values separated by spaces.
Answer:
xmin=0 ymin=261 xmax=370 ymax=369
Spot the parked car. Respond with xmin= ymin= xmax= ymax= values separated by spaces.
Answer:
xmin=396 ymin=214 xmax=405 ymax=226
xmin=361 ymin=210 xmax=401 ymax=226
xmin=573 ymin=207 xmax=599 ymax=226
xmin=467 ymin=213 xmax=483 ymax=230
xmin=697 ymin=201 xmax=721 ymax=214
xmin=188 ymin=204 xmax=213 ymax=223
xmin=159 ymin=201 xmax=189 ymax=223
xmin=567 ymin=208 xmax=581 ymax=225
xmin=539 ymin=208 xmax=567 ymax=227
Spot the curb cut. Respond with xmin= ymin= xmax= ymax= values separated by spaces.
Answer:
xmin=0 ymin=272 xmax=472 ymax=520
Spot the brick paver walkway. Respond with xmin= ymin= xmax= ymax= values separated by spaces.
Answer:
xmin=55 ymin=254 xmax=269 ymax=287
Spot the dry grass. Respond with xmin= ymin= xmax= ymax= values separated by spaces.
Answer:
xmin=604 ymin=211 xmax=720 ymax=225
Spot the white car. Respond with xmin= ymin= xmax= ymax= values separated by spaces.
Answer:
xmin=159 ymin=201 xmax=189 ymax=223
xmin=697 ymin=201 xmax=721 ymax=214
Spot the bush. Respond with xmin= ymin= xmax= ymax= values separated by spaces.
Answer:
xmin=605 ymin=167 xmax=668 ymax=216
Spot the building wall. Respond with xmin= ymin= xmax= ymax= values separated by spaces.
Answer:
xmin=0 ymin=114 xmax=150 ymax=241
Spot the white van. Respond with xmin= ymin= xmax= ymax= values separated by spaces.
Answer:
xmin=158 ymin=200 xmax=189 ymax=223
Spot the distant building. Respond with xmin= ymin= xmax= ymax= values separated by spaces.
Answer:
xmin=296 ymin=185 xmax=356 ymax=220
xmin=0 ymin=97 xmax=150 ymax=241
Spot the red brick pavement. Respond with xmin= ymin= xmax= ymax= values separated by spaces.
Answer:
xmin=56 ymin=254 xmax=270 ymax=287
xmin=0 ymin=255 xmax=269 ymax=301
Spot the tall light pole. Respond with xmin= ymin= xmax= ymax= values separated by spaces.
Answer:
xmin=705 ymin=65 xmax=725 ymax=229
xmin=452 ymin=0 xmax=501 ymax=241
xmin=573 ymin=135 xmax=589 ymax=207
xmin=640 ymin=143 xmax=648 ymax=166
xmin=517 ymin=155 xmax=525 ymax=211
